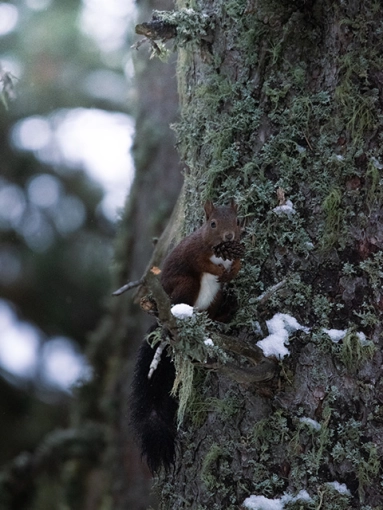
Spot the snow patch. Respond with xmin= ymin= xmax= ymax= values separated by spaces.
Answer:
xmin=323 ymin=328 xmax=369 ymax=345
xmin=256 ymin=313 xmax=309 ymax=359
xmin=356 ymin=331 xmax=368 ymax=346
xmin=273 ymin=199 xmax=296 ymax=216
xmin=204 ymin=338 xmax=214 ymax=347
xmin=300 ymin=417 xmax=321 ymax=431
xmin=322 ymin=328 xmax=346 ymax=343
xmin=243 ymin=495 xmax=284 ymax=510
xmin=243 ymin=490 xmax=312 ymax=510
xmin=371 ymin=156 xmax=383 ymax=170
xmin=326 ymin=481 xmax=351 ymax=496
xmin=171 ymin=303 xmax=194 ymax=319
xmin=283 ymin=490 xmax=312 ymax=504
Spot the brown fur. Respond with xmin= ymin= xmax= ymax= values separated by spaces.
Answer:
xmin=160 ymin=200 xmax=242 ymax=319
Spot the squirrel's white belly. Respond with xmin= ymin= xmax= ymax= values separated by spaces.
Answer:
xmin=194 ymin=256 xmax=233 ymax=311
xmin=194 ymin=273 xmax=220 ymax=310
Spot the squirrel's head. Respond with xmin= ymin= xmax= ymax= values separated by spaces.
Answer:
xmin=202 ymin=199 xmax=242 ymax=247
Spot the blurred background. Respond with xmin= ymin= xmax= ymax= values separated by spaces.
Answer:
xmin=0 ymin=0 xmax=136 ymax=465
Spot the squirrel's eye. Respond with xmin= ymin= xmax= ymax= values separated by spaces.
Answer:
xmin=211 ymin=221 xmax=217 ymax=228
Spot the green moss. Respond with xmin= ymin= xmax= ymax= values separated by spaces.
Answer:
xmin=339 ymin=330 xmax=375 ymax=371
xmin=251 ymin=410 xmax=291 ymax=450
xmin=335 ymin=83 xmax=378 ymax=142
xmin=312 ymin=294 xmax=334 ymax=326
xmin=186 ymin=369 xmax=210 ymax=427
xmin=356 ymin=443 xmax=380 ymax=500
xmin=331 ymin=418 xmax=380 ymax=502
xmin=365 ymin=160 xmax=381 ymax=205
xmin=359 ymin=251 xmax=383 ymax=293
xmin=353 ymin=303 xmax=380 ymax=328
xmin=151 ymin=7 xmax=213 ymax=49
xmin=321 ymin=188 xmax=344 ymax=249
xmin=200 ymin=443 xmax=225 ymax=489
xmin=315 ymin=483 xmax=352 ymax=510
xmin=205 ymin=395 xmax=243 ymax=420
xmin=171 ymin=311 xmax=229 ymax=426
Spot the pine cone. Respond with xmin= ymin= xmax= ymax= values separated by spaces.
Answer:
xmin=213 ymin=240 xmax=245 ymax=261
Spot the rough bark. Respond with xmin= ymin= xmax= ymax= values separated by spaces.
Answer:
xmin=141 ymin=1 xmax=383 ymax=509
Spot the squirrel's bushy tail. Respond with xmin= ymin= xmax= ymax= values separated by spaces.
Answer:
xmin=130 ymin=333 xmax=177 ymax=474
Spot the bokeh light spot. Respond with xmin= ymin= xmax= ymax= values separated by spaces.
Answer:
xmin=0 ymin=4 xmax=18 ymax=36
xmin=12 ymin=116 xmax=52 ymax=151
xmin=28 ymin=174 xmax=62 ymax=208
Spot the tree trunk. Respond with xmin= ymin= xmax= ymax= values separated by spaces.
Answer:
xmin=146 ymin=1 xmax=383 ymax=509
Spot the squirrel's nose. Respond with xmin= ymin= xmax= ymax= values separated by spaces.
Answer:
xmin=224 ymin=232 xmax=234 ymax=241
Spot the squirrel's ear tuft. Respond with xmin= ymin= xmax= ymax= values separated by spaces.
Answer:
xmin=229 ymin=198 xmax=238 ymax=212
xmin=204 ymin=200 xmax=215 ymax=219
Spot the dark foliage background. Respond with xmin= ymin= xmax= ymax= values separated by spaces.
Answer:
xmin=0 ymin=0 xmax=128 ymax=476
xmin=0 ymin=0 xmax=182 ymax=508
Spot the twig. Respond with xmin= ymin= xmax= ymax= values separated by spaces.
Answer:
xmin=256 ymin=279 xmax=286 ymax=306
xmin=200 ymin=359 xmax=278 ymax=384
xmin=304 ymin=132 xmax=314 ymax=151
xmin=135 ymin=20 xmax=177 ymax=41
xmin=148 ymin=341 xmax=167 ymax=379
xmin=112 ymin=278 xmax=144 ymax=297
xmin=131 ymin=38 xmax=148 ymax=51
xmin=212 ymin=332 xmax=265 ymax=364
xmin=206 ymin=332 xmax=279 ymax=383
xmin=144 ymin=267 xmax=178 ymax=331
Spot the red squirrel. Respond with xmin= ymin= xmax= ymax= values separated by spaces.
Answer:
xmin=131 ymin=200 xmax=243 ymax=474
xmin=160 ymin=199 xmax=242 ymax=318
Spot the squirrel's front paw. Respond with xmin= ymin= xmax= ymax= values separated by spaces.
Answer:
xmin=218 ymin=267 xmax=231 ymax=282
